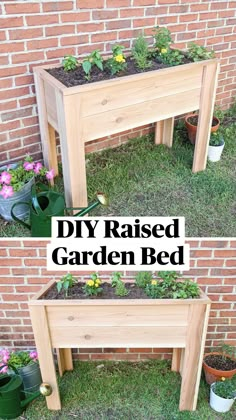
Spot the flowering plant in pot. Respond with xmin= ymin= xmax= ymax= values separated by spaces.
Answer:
xmin=184 ymin=113 xmax=220 ymax=145
xmin=207 ymin=130 xmax=225 ymax=162
xmin=210 ymin=375 xmax=236 ymax=413
xmin=0 ymin=349 xmax=42 ymax=394
xmin=0 ymin=156 xmax=54 ymax=222
xmin=203 ymin=343 xmax=236 ymax=385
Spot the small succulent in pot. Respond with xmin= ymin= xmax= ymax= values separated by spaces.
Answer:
xmin=208 ymin=130 xmax=225 ymax=162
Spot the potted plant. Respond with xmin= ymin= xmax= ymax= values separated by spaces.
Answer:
xmin=29 ymin=271 xmax=211 ymax=411
xmin=0 ymin=156 xmax=54 ymax=222
xmin=184 ymin=113 xmax=220 ymax=145
xmin=207 ymin=130 xmax=225 ymax=162
xmin=203 ymin=343 xmax=236 ymax=385
xmin=210 ymin=375 xmax=236 ymax=413
xmin=33 ymin=27 xmax=219 ymax=209
xmin=0 ymin=349 xmax=42 ymax=394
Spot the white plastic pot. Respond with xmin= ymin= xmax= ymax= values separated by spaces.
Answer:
xmin=207 ymin=141 xmax=225 ymax=162
xmin=210 ymin=383 xmax=235 ymax=413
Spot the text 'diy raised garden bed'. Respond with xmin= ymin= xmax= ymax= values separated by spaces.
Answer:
xmin=33 ymin=28 xmax=220 ymax=209
xmin=29 ymin=275 xmax=211 ymax=412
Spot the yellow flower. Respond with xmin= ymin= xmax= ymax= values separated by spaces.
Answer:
xmin=95 ymin=284 xmax=99 ymax=288
xmin=221 ymin=377 xmax=226 ymax=381
xmin=115 ymin=54 xmax=125 ymax=63
xmin=87 ymin=280 xmax=94 ymax=287
xmin=161 ymin=48 xmax=167 ymax=54
xmin=96 ymin=279 xmax=101 ymax=285
xmin=151 ymin=280 xmax=157 ymax=286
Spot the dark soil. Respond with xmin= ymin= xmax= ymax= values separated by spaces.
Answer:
xmin=41 ymin=282 xmax=150 ymax=300
xmin=187 ymin=115 xmax=219 ymax=127
xmin=47 ymin=55 xmax=191 ymax=88
xmin=204 ymin=354 xmax=236 ymax=371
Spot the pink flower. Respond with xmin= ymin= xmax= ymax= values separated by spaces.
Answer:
xmin=23 ymin=161 xmax=34 ymax=171
xmin=46 ymin=169 xmax=55 ymax=180
xmin=0 ymin=364 xmax=8 ymax=374
xmin=34 ymin=162 xmax=43 ymax=175
xmin=29 ymin=351 xmax=38 ymax=360
xmin=0 ymin=171 xmax=12 ymax=185
xmin=0 ymin=185 xmax=14 ymax=199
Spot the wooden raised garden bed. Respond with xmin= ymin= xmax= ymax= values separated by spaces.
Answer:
xmin=29 ymin=279 xmax=211 ymax=411
xmin=34 ymin=58 xmax=219 ymax=209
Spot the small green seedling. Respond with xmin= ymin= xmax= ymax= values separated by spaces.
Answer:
xmin=56 ymin=273 xmax=77 ymax=296
xmin=187 ymin=42 xmax=215 ymax=62
xmin=111 ymin=272 xmax=122 ymax=287
xmin=135 ymin=271 xmax=152 ymax=288
xmin=62 ymin=55 xmax=78 ymax=72
xmin=115 ymin=281 xmax=129 ymax=297
xmin=82 ymin=50 xmax=103 ymax=80
xmin=153 ymin=26 xmax=173 ymax=52
xmin=132 ymin=34 xmax=152 ymax=70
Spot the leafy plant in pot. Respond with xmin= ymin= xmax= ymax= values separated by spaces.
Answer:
xmin=207 ymin=130 xmax=224 ymax=162
xmin=210 ymin=375 xmax=236 ymax=413
xmin=0 ymin=349 xmax=42 ymax=394
xmin=184 ymin=113 xmax=220 ymax=145
xmin=203 ymin=343 xmax=236 ymax=385
xmin=0 ymin=156 xmax=54 ymax=222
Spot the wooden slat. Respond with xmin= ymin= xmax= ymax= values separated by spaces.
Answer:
xmin=82 ymin=88 xmax=200 ymax=142
xmin=46 ymin=304 xmax=189 ymax=327
xmin=79 ymin=66 xmax=202 ymax=118
xmin=171 ymin=348 xmax=182 ymax=372
xmin=50 ymin=325 xmax=187 ymax=348
xmin=44 ymin=81 xmax=58 ymax=130
xmin=56 ymin=349 xmax=73 ymax=377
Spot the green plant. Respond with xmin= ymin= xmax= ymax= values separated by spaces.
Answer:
xmin=82 ymin=50 xmax=103 ymax=80
xmin=212 ymin=375 xmax=236 ymax=399
xmin=62 ymin=55 xmax=78 ymax=72
xmin=153 ymin=26 xmax=173 ymax=52
xmin=0 ymin=349 xmax=38 ymax=373
xmin=145 ymin=271 xmax=200 ymax=299
xmin=56 ymin=273 xmax=77 ymax=296
xmin=0 ymin=156 xmax=54 ymax=199
xmin=115 ymin=281 xmax=129 ymax=297
xmin=105 ymin=45 xmax=127 ymax=75
xmin=135 ymin=271 xmax=152 ymax=288
xmin=209 ymin=131 xmax=224 ymax=147
xmin=111 ymin=272 xmax=122 ymax=287
xmin=187 ymin=42 xmax=215 ymax=62
xmin=213 ymin=343 xmax=236 ymax=360
xmin=159 ymin=49 xmax=184 ymax=66
xmin=132 ymin=34 xmax=152 ymax=70
xmin=82 ymin=273 xmax=103 ymax=296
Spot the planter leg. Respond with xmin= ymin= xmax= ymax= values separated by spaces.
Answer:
xmin=56 ymin=349 xmax=73 ymax=377
xmin=155 ymin=118 xmax=174 ymax=147
xmin=179 ymin=304 xmax=210 ymax=411
xmin=171 ymin=348 xmax=182 ymax=372
xmin=30 ymin=306 xmax=61 ymax=410
xmin=34 ymin=69 xmax=59 ymax=176
xmin=56 ymin=92 xmax=88 ymax=209
xmin=192 ymin=62 xmax=220 ymax=173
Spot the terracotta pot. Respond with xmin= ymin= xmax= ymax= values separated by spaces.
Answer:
xmin=185 ymin=114 xmax=220 ymax=145
xmin=203 ymin=352 xmax=236 ymax=385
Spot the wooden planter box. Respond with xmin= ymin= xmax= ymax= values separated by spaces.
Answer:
xmin=29 ymin=280 xmax=211 ymax=411
xmin=34 ymin=59 xmax=219 ymax=209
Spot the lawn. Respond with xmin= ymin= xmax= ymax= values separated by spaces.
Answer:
xmin=0 ymin=108 xmax=235 ymax=237
xmin=21 ymin=360 xmax=235 ymax=419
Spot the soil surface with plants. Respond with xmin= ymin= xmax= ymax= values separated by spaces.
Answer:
xmin=47 ymin=55 xmax=190 ymax=88
xmin=204 ymin=354 xmax=236 ymax=371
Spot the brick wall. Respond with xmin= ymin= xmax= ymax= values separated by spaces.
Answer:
xmin=0 ymin=239 xmax=235 ymax=361
xmin=0 ymin=1 xmax=235 ymax=166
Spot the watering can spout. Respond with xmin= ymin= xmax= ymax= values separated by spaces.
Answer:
xmin=21 ymin=382 xmax=52 ymax=409
xmin=73 ymin=192 xmax=109 ymax=217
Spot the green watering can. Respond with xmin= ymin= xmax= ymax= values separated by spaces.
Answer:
xmin=0 ymin=365 xmax=52 ymax=419
xmin=11 ymin=183 xmax=109 ymax=237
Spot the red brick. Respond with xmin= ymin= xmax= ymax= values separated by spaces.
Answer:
xmin=0 ymin=140 xmax=21 ymax=152
xmin=222 ymin=295 xmax=236 ymax=301
xmin=133 ymin=18 xmax=156 ymax=28
xmin=12 ymin=51 xmax=44 ymax=65
xmin=211 ymin=2 xmax=228 ymax=10
xmin=60 ymin=35 xmax=88 ymax=46
xmin=24 ymin=259 xmax=46 ymax=267
xmin=1 ymin=108 xmax=32 ymax=123
xmin=208 ymin=286 xmax=233 ymax=294
xmin=26 ymin=14 xmax=59 ymax=26
xmin=43 ymin=2 xmax=73 ymax=12
xmin=15 ymin=75 xmax=34 ymax=86
xmin=46 ymin=47 xmax=75 ymax=59
xmin=46 ymin=24 xmax=76 ymax=37
xmin=208 ymin=19 xmax=225 ymax=28
xmin=159 ymin=15 xmax=178 ymax=24
xmin=5 ymin=3 xmax=40 ymax=14
xmin=169 ymin=5 xmax=189 ymax=13
xmin=133 ymin=0 xmax=155 ymax=5
xmin=0 ymin=17 xmax=23 ymax=28
xmin=120 ymin=8 xmax=144 ymax=18
xmin=106 ymin=0 xmax=130 ymax=7
xmin=0 ymin=65 xmax=27 ymax=78
xmin=197 ymin=259 xmax=224 ymax=267
xmin=179 ymin=13 xmax=198 ymax=22
xmin=77 ymin=22 xmax=104 ymax=32
xmin=0 ymin=56 xmax=9 ymax=66
xmin=9 ymin=125 xmax=39 ymax=140
xmin=191 ymin=4 xmax=209 ymax=12
xmin=0 ymin=42 xmax=24 ymax=54
xmin=9 ymin=28 xmax=43 ymax=40
xmin=27 ymin=38 xmax=58 ymax=50
xmin=91 ymin=32 xmax=117 ymax=43
xmin=201 ymin=241 xmax=228 ymax=248
xmin=0 ymin=120 xmax=21 ymax=132
xmin=9 ymin=144 xmax=40 ymax=159
xmin=61 ymin=12 xmax=90 ymax=22
xmin=145 ymin=6 xmax=168 ymax=16
xmin=0 ymin=78 xmax=12 ymax=89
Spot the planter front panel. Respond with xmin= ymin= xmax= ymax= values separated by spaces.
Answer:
xmin=46 ymin=303 xmax=189 ymax=348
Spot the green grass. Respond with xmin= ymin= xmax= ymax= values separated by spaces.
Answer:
xmin=1 ymin=121 xmax=236 ymax=237
xmin=21 ymin=360 xmax=235 ymax=419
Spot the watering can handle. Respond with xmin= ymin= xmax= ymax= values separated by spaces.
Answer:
xmin=31 ymin=182 xmax=50 ymax=217
xmin=11 ymin=202 xmax=31 ymax=230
